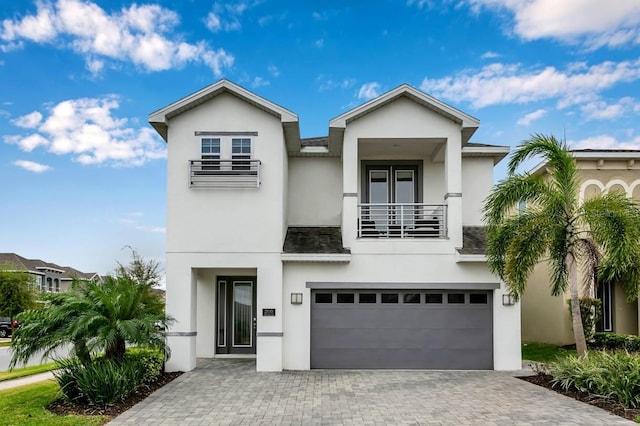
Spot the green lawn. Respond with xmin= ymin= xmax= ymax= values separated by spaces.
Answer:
xmin=0 ymin=381 xmax=108 ymax=425
xmin=522 ymin=342 xmax=577 ymax=363
xmin=0 ymin=341 xmax=10 ymax=348
xmin=0 ymin=363 xmax=58 ymax=382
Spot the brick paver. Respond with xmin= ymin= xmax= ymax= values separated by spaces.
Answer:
xmin=110 ymin=359 xmax=631 ymax=425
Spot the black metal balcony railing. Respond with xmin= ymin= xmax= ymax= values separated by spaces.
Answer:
xmin=358 ymin=203 xmax=447 ymax=238
xmin=189 ymin=159 xmax=261 ymax=188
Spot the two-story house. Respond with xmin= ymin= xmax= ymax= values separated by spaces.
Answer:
xmin=521 ymin=150 xmax=640 ymax=345
xmin=0 ymin=252 xmax=100 ymax=293
xmin=149 ymin=80 xmax=521 ymax=372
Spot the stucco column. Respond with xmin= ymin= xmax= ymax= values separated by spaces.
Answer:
xmin=165 ymin=255 xmax=197 ymax=372
xmin=256 ymin=259 xmax=284 ymax=371
xmin=445 ymin=136 xmax=463 ymax=248
xmin=342 ymin=130 xmax=358 ymax=248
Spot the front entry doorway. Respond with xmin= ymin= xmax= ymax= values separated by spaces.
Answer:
xmin=216 ymin=277 xmax=257 ymax=354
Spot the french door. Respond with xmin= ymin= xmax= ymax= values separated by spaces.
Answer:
xmin=216 ymin=277 xmax=257 ymax=354
xmin=366 ymin=165 xmax=419 ymax=230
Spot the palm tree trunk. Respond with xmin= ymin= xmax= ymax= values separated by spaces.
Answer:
xmin=568 ymin=252 xmax=588 ymax=357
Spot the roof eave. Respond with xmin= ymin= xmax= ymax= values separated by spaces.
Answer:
xmin=148 ymin=79 xmax=300 ymax=145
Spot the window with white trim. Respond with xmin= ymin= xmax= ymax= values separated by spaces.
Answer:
xmin=201 ymin=138 xmax=221 ymax=170
xmin=231 ymin=138 xmax=252 ymax=170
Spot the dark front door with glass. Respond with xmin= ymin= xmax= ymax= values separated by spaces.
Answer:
xmin=216 ymin=277 xmax=257 ymax=354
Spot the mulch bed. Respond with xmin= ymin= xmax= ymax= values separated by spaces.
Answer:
xmin=519 ymin=374 xmax=640 ymax=422
xmin=48 ymin=371 xmax=183 ymax=420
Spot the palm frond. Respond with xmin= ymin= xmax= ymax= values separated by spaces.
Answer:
xmin=483 ymin=173 xmax=552 ymax=223
xmin=580 ymin=192 xmax=640 ymax=300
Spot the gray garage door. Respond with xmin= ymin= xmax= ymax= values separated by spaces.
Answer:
xmin=311 ymin=289 xmax=493 ymax=369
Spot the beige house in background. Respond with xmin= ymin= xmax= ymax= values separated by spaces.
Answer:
xmin=521 ymin=150 xmax=640 ymax=345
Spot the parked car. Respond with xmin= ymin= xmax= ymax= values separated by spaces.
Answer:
xmin=0 ymin=317 xmax=19 ymax=338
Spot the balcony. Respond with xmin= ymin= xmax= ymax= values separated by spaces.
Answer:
xmin=189 ymin=159 xmax=261 ymax=188
xmin=358 ymin=203 xmax=447 ymax=238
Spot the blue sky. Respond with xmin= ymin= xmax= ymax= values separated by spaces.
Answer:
xmin=1 ymin=0 xmax=640 ymax=277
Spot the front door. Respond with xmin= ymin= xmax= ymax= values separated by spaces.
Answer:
xmin=216 ymin=277 xmax=257 ymax=354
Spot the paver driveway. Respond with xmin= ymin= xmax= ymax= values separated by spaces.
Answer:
xmin=110 ymin=359 xmax=631 ymax=425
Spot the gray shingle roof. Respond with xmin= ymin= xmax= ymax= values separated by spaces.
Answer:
xmin=0 ymin=253 xmax=99 ymax=280
xmin=300 ymin=137 xmax=328 ymax=147
xmin=457 ymin=227 xmax=488 ymax=255
xmin=283 ymin=227 xmax=350 ymax=254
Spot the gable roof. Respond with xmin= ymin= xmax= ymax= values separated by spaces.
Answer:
xmin=0 ymin=253 xmax=99 ymax=280
xmin=148 ymin=79 xmax=299 ymax=143
xmin=329 ymin=84 xmax=479 ymax=144
xmin=528 ymin=149 xmax=640 ymax=175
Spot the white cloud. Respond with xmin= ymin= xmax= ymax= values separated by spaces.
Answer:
xmin=314 ymin=38 xmax=324 ymax=48
xmin=267 ymin=64 xmax=279 ymax=77
xmin=205 ymin=2 xmax=256 ymax=33
xmin=580 ymin=97 xmax=637 ymax=120
xmin=316 ymin=74 xmax=356 ymax=91
xmin=421 ymin=59 xmax=640 ymax=109
xmin=517 ymin=109 xmax=546 ymax=125
xmin=357 ymin=82 xmax=382 ymax=100
xmin=4 ymin=96 xmax=166 ymax=166
xmin=407 ymin=0 xmax=435 ymax=9
xmin=481 ymin=50 xmax=501 ymax=59
xmin=251 ymin=76 xmax=269 ymax=88
xmin=13 ymin=160 xmax=51 ymax=173
xmin=469 ymin=0 xmax=640 ymax=49
xmin=11 ymin=111 xmax=43 ymax=128
xmin=1 ymin=0 xmax=234 ymax=75
xmin=569 ymin=134 xmax=640 ymax=150
xmin=312 ymin=11 xmax=327 ymax=21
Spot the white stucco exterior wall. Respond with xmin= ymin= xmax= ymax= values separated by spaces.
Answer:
xmin=288 ymin=157 xmax=342 ymax=226
xmin=461 ymin=157 xmax=494 ymax=226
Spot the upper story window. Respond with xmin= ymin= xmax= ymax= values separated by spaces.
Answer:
xmin=231 ymin=138 xmax=252 ymax=170
xmin=358 ymin=160 xmax=446 ymax=238
xmin=190 ymin=133 xmax=260 ymax=188
xmin=201 ymin=138 xmax=221 ymax=170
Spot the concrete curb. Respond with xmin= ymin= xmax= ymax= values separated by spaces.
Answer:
xmin=0 ymin=371 xmax=55 ymax=391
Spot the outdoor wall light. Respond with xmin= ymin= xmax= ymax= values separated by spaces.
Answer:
xmin=291 ymin=293 xmax=303 ymax=305
xmin=502 ymin=294 xmax=516 ymax=306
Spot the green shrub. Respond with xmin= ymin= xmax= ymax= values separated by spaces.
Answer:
xmin=126 ymin=347 xmax=164 ymax=384
xmin=592 ymin=332 xmax=640 ymax=352
xmin=550 ymin=351 xmax=640 ymax=408
xmin=54 ymin=348 xmax=164 ymax=407
xmin=567 ymin=298 xmax=602 ymax=341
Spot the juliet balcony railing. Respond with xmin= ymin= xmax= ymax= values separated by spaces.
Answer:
xmin=358 ymin=203 xmax=447 ymax=238
xmin=189 ymin=159 xmax=261 ymax=188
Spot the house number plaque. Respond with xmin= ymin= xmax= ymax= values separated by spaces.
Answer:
xmin=262 ymin=308 xmax=276 ymax=316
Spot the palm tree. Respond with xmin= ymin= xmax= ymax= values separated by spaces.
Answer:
xmin=10 ymin=275 xmax=172 ymax=368
xmin=483 ymin=134 xmax=640 ymax=356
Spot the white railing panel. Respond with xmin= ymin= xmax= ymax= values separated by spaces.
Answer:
xmin=358 ymin=203 xmax=447 ymax=239
xmin=189 ymin=159 xmax=261 ymax=188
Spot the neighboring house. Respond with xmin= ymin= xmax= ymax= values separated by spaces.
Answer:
xmin=0 ymin=253 xmax=100 ymax=293
xmin=149 ymin=79 xmax=521 ymax=372
xmin=521 ymin=150 xmax=640 ymax=345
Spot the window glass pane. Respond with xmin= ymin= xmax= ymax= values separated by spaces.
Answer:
xmin=232 ymin=138 xmax=251 ymax=154
xmin=337 ymin=293 xmax=355 ymax=304
xmin=359 ymin=293 xmax=376 ymax=303
xmin=381 ymin=293 xmax=398 ymax=304
xmin=425 ymin=293 xmax=443 ymax=304
xmin=403 ymin=293 xmax=420 ymax=303
xmin=202 ymin=138 xmax=220 ymax=154
xmin=315 ymin=293 xmax=332 ymax=303
xmin=369 ymin=170 xmax=389 ymax=203
xmin=217 ymin=282 xmax=226 ymax=346
xmin=395 ymin=170 xmax=414 ymax=204
xmin=448 ymin=293 xmax=466 ymax=304
xmin=469 ymin=293 xmax=488 ymax=304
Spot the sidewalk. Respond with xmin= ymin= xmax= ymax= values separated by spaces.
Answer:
xmin=0 ymin=372 xmax=55 ymax=391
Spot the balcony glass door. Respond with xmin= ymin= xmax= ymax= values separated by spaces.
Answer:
xmin=216 ymin=277 xmax=256 ymax=354
xmin=366 ymin=165 xmax=418 ymax=234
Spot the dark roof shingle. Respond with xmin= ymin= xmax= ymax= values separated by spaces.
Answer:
xmin=283 ymin=227 xmax=350 ymax=254
xmin=457 ymin=226 xmax=488 ymax=255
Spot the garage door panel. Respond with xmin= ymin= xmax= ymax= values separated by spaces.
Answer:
xmin=311 ymin=290 xmax=493 ymax=369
